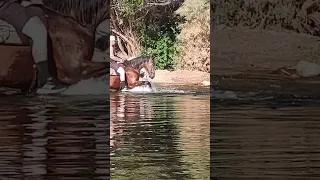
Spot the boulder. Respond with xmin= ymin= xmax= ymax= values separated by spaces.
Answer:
xmin=296 ymin=60 xmax=320 ymax=77
xmin=202 ymin=80 xmax=210 ymax=86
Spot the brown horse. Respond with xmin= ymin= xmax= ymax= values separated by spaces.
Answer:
xmin=0 ymin=0 xmax=109 ymax=92
xmin=110 ymin=56 xmax=156 ymax=91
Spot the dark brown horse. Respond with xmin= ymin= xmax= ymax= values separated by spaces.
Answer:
xmin=110 ymin=56 xmax=156 ymax=91
xmin=0 ymin=0 xmax=109 ymax=92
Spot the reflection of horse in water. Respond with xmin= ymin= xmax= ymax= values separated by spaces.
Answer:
xmin=110 ymin=93 xmax=155 ymax=147
xmin=110 ymin=56 xmax=156 ymax=91
xmin=0 ymin=0 xmax=109 ymax=92
xmin=0 ymin=105 xmax=109 ymax=177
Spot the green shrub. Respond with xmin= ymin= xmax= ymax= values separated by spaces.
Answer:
xmin=136 ymin=15 xmax=181 ymax=70
xmin=140 ymin=31 xmax=179 ymax=70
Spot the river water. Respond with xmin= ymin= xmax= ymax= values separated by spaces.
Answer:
xmin=110 ymin=88 xmax=210 ymax=180
xmin=0 ymin=85 xmax=210 ymax=179
xmin=0 ymin=92 xmax=110 ymax=179
xmin=212 ymin=90 xmax=320 ymax=179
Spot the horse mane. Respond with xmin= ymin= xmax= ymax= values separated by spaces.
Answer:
xmin=42 ymin=0 xmax=110 ymax=28
xmin=123 ymin=56 xmax=154 ymax=69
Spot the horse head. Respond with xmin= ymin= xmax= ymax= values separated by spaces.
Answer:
xmin=144 ymin=56 xmax=155 ymax=79
xmin=123 ymin=56 xmax=156 ymax=79
xmin=38 ymin=0 xmax=110 ymax=84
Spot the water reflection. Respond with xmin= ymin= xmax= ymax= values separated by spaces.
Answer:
xmin=110 ymin=92 xmax=210 ymax=180
xmin=0 ymin=97 xmax=109 ymax=179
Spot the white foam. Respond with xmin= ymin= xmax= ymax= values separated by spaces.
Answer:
xmin=61 ymin=76 xmax=109 ymax=95
xmin=121 ymin=82 xmax=186 ymax=94
xmin=122 ymin=85 xmax=154 ymax=93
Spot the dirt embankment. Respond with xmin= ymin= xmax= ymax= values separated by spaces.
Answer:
xmin=153 ymin=70 xmax=210 ymax=87
xmin=212 ymin=27 xmax=320 ymax=74
xmin=212 ymin=27 xmax=320 ymax=95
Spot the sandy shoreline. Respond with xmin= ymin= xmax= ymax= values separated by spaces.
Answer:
xmin=152 ymin=70 xmax=210 ymax=88
xmin=211 ymin=28 xmax=320 ymax=96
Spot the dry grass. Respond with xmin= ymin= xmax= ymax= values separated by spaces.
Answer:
xmin=211 ymin=0 xmax=320 ymax=73
xmin=212 ymin=0 xmax=320 ymax=35
xmin=175 ymin=0 xmax=210 ymax=73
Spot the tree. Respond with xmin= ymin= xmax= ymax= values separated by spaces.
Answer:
xmin=110 ymin=0 xmax=183 ymax=61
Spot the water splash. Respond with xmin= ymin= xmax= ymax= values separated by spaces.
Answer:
xmin=121 ymin=82 xmax=188 ymax=94
xmin=61 ymin=76 xmax=109 ymax=95
xmin=122 ymin=84 xmax=154 ymax=93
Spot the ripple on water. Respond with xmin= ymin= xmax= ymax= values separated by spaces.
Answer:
xmin=110 ymin=93 xmax=210 ymax=179
xmin=0 ymin=96 xmax=109 ymax=179
xmin=212 ymin=95 xmax=320 ymax=179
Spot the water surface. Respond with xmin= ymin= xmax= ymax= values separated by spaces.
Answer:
xmin=110 ymin=89 xmax=210 ymax=180
xmin=0 ymin=93 xmax=109 ymax=179
xmin=212 ymin=91 xmax=320 ymax=179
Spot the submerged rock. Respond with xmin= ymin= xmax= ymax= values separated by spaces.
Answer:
xmin=296 ymin=60 xmax=320 ymax=77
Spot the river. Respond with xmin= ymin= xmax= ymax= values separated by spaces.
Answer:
xmin=110 ymin=88 xmax=210 ymax=180
xmin=0 ymin=91 xmax=109 ymax=179
xmin=0 ymin=85 xmax=210 ymax=179
xmin=212 ymin=90 xmax=320 ymax=179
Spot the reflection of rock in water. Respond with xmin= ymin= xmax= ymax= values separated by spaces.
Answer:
xmin=212 ymin=90 xmax=238 ymax=99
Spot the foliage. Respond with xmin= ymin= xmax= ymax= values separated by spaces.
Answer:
xmin=111 ymin=0 xmax=183 ymax=69
xmin=175 ymin=0 xmax=210 ymax=72
xmin=111 ymin=0 xmax=210 ymax=72
xmin=140 ymin=30 xmax=180 ymax=70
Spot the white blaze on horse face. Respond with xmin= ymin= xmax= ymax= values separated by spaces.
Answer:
xmin=139 ymin=68 xmax=150 ymax=81
xmin=117 ymin=67 xmax=125 ymax=81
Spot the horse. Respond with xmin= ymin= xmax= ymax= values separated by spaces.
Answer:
xmin=110 ymin=56 xmax=156 ymax=91
xmin=0 ymin=0 xmax=109 ymax=92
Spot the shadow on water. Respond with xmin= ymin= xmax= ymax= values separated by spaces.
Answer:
xmin=0 ymin=94 xmax=109 ymax=179
xmin=211 ymin=91 xmax=320 ymax=179
xmin=110 ymin=91 xmax=210 ymax=180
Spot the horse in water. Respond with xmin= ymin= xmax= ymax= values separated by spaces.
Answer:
xmin=0 ymin=0 xmax=109 ymax=92
xmin=110 ymin=56 xmax=156 ymax=91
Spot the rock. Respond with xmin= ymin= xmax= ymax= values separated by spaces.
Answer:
xmin=291 ymin=74 xmax=300 ymax=78
xmin=222 ymin=91 xmax=237 ymax=99
xmin=296 ymin=60 xmax=320 ymax=77
xmin=202 ymin=80 xmax=210 ymax=86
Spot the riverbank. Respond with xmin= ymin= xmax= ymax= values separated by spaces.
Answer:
xmin=153 ymin=70 xmax=210 ymax=88
xmin=212 ymin=27 xmax=320 ymax=96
